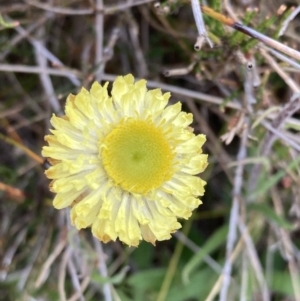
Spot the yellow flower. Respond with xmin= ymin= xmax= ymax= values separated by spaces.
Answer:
xmin=42 ymin=74 xmax=208 ymax=246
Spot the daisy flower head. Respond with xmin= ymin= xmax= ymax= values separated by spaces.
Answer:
xmin=42 ymin=74 xmax=208 ymax=247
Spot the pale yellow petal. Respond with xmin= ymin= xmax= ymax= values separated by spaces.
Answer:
xmin=71 ymin=188 xmax=103 ymax=229
xmin=172 ymin=111 xmax=193 ymax=128
xmin=119 ymin=79 xmax=147 ymax=117
xmin=51 ymin=170 xmax=91 ymax=193
xmin=74 ymin=88 xmax=94 ymax=119
xmin=92 ymin=193 xmax=128 ymax=243
xmin=90 ymin=82 xmax=120 ymax=125
xmin=45 ymin=164 xmax=71 ymax=179
xmin=145 ymin=89 xmax=170 ymax=113
xmin=175 ymin=134 xmax=206 ymax=154
xmin=90 ymin=81 xmax=109 ymax=101
xmin=160 ymin=102 xmax=182 ymax=123
xmin=50 ymin=129 xmax=97 ymax=152
xmin=111 ymin=74 xmax=134 ymax=105
xmin=156 ymin=190 xmax=201 ymax=219
xmin=98 ymin=194 xmax=116 ymax=220
xmin=182 ymin=154 xmax=208 ymax=175
xmin=138 ymin=200 xmax=181 ymax=242
xmin=92 ymin=218 xmax=116 ymax=243
xmin=165 ymin=173 xmax=206 ymax=196
xmin=53 ymin=188 xmax=87 ymax=209
xmin=115 ymin=194 xmax=142 ymax=246
xmin=141 ymin=224 xmax=157 ymax=245
xmin=84 ymin=167 xmax=109 ymax=190
xmin=50 ymin=114 xmax=82 ymax=139
xmin=65 ymin=94 xmax=90 ymax=130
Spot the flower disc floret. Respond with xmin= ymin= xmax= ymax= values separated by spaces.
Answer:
xmin=42 ymin=74 xmax=208 ymax=246
xmin=102 ymin=119 xmax=174 ymax=195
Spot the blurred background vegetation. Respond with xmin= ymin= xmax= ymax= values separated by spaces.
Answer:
xmin=1 ymin=0 xmax=300 ymax=301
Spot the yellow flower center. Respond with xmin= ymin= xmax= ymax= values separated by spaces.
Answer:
xmin=102 ymin=119 xmax=174 ymax=195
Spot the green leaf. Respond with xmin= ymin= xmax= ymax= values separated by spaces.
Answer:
xmin=166 ymin=268 xmax=218 ymax=301
xmin=130 ymin=241 xmax=154 ymax=269
xmin=252 ymin=155 xmax=300 ymax=198
xmin=243 ymin=15 xmax=277 ymax=51
xmin=274 ymin=7 xmax=295 ymax=39
xmin=114 ymin=288 xmax=134 ymax=301
xmin=128 ymin=268 xmax=166 ymax=301
xmin=91 ymin=266 xmax=130 ymax=285
xmin=230 ymin=9 xmax=256 ymax=47
xmin=270 ymin=271 xmax=295 ymax=296
xmin=182 ymin=225 xmax=228 ymax=284
xmin=248 ymin=203 xmax=293 ymax=230
xmin=128 ymin=268 xmax=165 ymax=289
